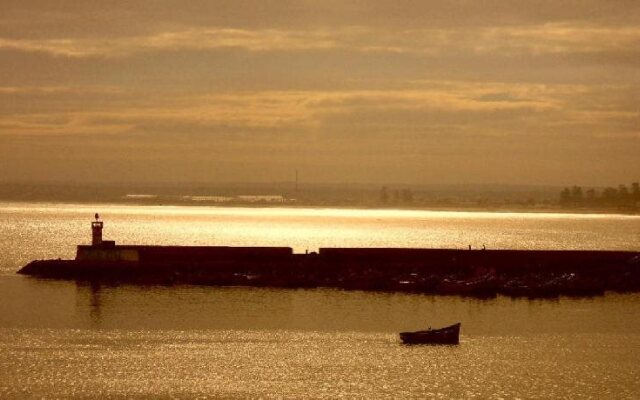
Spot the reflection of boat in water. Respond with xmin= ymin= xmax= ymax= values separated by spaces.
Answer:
xmin=400 ymin=323 xmax=461 ymax=345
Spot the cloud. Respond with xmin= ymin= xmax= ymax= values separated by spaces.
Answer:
xmin=1 ymin=1 xmax=638 ymax=184
xmin=1 ymin=81 xmax=636 ymax=142
xmin=1 ymin=23 xmax=639 ymax=59
xmin=2 ymin=1 xmax=639 ymax=36
xmin=0 ymin=29 xmax=340 ymax=58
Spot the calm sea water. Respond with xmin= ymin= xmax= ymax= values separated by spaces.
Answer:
xmin=1 ymin=202 xmax=639 ymax=398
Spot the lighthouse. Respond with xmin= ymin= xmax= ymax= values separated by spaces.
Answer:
xmin=92 ymin=213 xmax=103 ymax=246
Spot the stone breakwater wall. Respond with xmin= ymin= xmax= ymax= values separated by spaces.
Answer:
xmin=19 ymin=246 xmax=640 ymax=297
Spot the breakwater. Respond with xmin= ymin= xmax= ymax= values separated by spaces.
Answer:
xmin=19 ymin=245 xmax=640 ymax=297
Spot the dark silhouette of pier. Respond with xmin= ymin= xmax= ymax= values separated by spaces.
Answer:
xmin=19 ymin=245 xmax=640 ymax=298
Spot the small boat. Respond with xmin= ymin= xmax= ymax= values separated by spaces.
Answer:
xmin=400 ymin=322 xmax=461 ymax=345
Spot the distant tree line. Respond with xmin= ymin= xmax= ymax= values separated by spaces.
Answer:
xmin=560 ymin=182 xmax=640 ymax=209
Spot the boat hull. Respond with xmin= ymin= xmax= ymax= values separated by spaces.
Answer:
xmin=400 ymin=323 xmax=461 ymax=345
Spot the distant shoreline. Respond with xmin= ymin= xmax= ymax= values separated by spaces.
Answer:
xmin=1 ymin=181 xmax=637 ymax=215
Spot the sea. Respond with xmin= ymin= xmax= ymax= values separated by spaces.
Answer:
xmin=1 ymin=202 xmax=639 ymax=399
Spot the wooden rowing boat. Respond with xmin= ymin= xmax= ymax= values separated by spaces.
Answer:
xmin=400 ymin=322 xmax=461 ymax=345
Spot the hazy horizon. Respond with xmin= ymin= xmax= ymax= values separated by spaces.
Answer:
xmin=1 ymin=1 xmax=639 ymax=186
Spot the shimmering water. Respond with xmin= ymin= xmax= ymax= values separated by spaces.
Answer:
xmin=1 ymin=202 xmax=639 ymax=398
xmin=1 ymin=202 xmax=639 ymax=273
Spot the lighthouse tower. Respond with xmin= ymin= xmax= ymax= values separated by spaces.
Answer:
xmin=91 ymin=213 xmax=103 ymax=246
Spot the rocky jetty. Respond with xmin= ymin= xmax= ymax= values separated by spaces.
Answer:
xmin=19 ymin=247 xmax=640 ymax=298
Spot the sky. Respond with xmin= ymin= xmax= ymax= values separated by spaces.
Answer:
xmin=0 ymin=1 xmax=638 ymax=186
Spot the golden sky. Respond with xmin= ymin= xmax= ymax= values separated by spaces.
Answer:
xmin=1 ymin=1 xmax=638 ymax=185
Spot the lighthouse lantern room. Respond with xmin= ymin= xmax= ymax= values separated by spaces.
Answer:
xmin=92 ymin=213 xmax=103 ymax=246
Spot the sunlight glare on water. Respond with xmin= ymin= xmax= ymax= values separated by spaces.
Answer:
xmin=0 ymin=328 xmax=637 ymax=399
xmin=0 ymin=279 xmax=639 ymax=399
xmin=0 ymin=202 xmax=640 ymax=398
xmin=0 ymin=202 xmax=639 ymax=273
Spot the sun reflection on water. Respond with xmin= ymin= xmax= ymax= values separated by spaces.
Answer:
xmin=0 ymin=202 xmax=639 ymax=272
